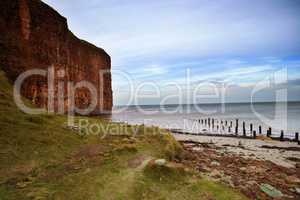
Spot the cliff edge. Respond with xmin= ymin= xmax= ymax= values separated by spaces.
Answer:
xmin=0 ymin=0 xmax=113 ymax=114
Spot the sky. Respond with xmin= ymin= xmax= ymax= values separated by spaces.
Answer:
xmin=44 ymin=0 xmax=300 ymax=105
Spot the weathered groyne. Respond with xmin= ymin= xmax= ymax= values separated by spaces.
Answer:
xmin=171 ymin=117 xmax=300 ymax=144
xmin=0 ymin=0 xmax=113 ymax=114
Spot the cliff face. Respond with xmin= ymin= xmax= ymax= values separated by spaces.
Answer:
xmin=0 ymin=0 xmax=113 ymax=114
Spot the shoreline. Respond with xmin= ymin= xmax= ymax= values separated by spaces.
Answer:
xmin=170 ymin=128 xmax=300 ymax=142
xmin=172 ymin=132 xmax=300 ymax=168
xmin=174 ymin=133 xmax=300 ymax=199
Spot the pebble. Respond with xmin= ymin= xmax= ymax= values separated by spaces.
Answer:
xmin=246 ymin=181 xmax=257 ymax=186
xmin=211 ymin=169 xmax=221 ymax=178
xmin=286 ymin=176 xmax=300 ymax=184
xmin=199 ymin=166 xmax=211 ymax=172
xmin=240 ymin=167 xmax=247 ymax=172
xmin=211 ymin=161 xmax=220 ymax=167
xmin=154 ymin=159 xmax=167 ymax=166
xmin=16 ymin=182 xmax=28 ymax=189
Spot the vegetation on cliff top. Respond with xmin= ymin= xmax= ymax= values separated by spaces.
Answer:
xmin=0 ymin=70 xmax=247 ymax=200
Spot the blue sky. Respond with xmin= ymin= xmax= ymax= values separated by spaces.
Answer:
xmin=44 ymin=0 xmax=300 ymax=105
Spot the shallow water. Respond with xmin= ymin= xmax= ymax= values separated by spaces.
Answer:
xmin=112 ymin=102 xmax=300 ymax=138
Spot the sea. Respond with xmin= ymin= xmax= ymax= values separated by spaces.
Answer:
xmin=111 ymin=102 xmax=300 ymax=139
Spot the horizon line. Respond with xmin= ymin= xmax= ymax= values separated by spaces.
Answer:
xmin=113 ymin=100 xmax=300 ymax=107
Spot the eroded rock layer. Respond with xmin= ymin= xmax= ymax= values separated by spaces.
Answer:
xmin=0 ymin=0 xmax=113 ymax=114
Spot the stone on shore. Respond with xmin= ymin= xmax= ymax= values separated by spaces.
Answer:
xmin=211 ymin=161 xmax=220 ymax=167
xmin=154 ymin=159 xmax=167 ymax=166
xmin=260 ymin=184 xmax=283 ymax=198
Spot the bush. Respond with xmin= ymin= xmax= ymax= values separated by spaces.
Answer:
xmin=160 ymin=133 xmax=184 ymax=161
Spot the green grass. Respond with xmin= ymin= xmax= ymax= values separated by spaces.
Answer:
xmin=0 ymin=70 xmax=248 ymax=200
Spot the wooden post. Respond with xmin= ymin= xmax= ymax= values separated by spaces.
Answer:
xmin=212 ymin=119 xmax=215 ymax=129
xmin=205 ymin=119 xmax=207 ymax=126
xmin=267 ymin=127 xmax=272 ymax=137
xmin=235 ymin=119 xmax=239 ymax=135
xmin=243 ymin=122 xmax=246 ymax=136
xmin=259 ymin=126 xmax=262 ymax=134
xmin=250 ymin=124 xmax=253 ymax=134
xmin=280 ymin=130 xmax=284 ymax=141
xmin=208 ymin=118 xmax=211 ymax=128
xmin=253 ymin=130 xmax=257 ymax=139
xmin=295 ymin=132 xmax=299 ymax=142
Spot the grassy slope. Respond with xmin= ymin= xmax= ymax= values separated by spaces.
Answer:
xmin=0 ymin=70 xmax=248 ymax=200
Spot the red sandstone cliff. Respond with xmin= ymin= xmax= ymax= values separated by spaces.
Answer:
xmin=0 ymin=0 xmax=113 ymax=114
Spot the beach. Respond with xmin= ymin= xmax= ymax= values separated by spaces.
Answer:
xmin=173 ymin=133 xmax=300 ymax=168
xmin=112 ymin=103 xmax=300 ymax=199
xmin=174 ymin=133 xmax=300 ymax=199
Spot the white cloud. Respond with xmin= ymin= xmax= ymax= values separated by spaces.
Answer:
xmin=45 ymin=0 xmax=300 ymax=67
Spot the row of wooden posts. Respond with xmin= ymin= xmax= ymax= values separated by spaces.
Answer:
xmin=198 ymin=118 xmax=299 ymax=144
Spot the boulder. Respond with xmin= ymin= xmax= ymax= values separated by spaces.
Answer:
xmin=154 ymin=159 xmax=167 ymax=166
xmin=260 ymin=184 xmax=283 ymax=198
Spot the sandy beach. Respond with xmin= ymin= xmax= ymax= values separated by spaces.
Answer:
xmin=173 ymin=133 xmax=300 ymax=199
xmin=173 ymin=133 xmax=300 ymax=168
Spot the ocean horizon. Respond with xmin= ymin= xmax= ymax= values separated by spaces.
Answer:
xmin=113 ymin=100 xmax=300 ymax=108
